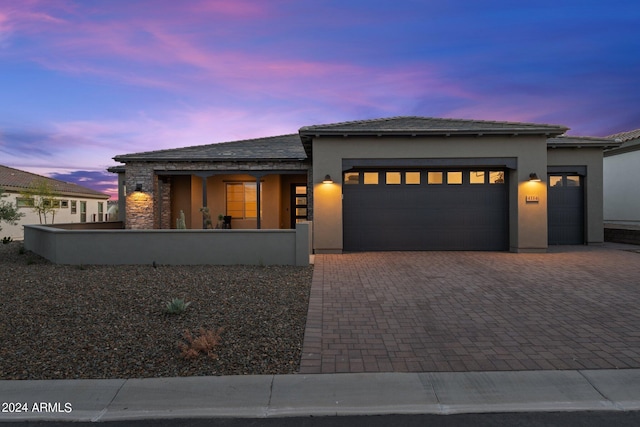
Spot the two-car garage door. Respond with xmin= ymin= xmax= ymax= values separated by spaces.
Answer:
xmin=343 ymin=168 xmax=509 ymax=251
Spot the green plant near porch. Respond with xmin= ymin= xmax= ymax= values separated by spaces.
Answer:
xmin=200 ymin=207 xmax=213 ymax=229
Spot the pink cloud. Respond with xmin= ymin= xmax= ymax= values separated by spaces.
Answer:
xmin=187 ymin=0 xmax=270 ymax=18
xmin=2 ymin=0 xmax=472 ymax=114
xmin=445 ymin=96 xmax=572 ymax=129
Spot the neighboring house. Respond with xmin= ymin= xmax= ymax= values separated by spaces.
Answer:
xmin=0 ymin=165 xmax=111 ymax=240
xmin=110 ymin=116 xmax=619 ymax=253
xmin=603 ymin=129 xmax=640 ymax=225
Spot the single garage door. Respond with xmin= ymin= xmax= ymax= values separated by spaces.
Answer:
xmin=343 ymin=168 xmax=509 ymax=251
xmin=547 ymin=173 xmax=584 ymax=244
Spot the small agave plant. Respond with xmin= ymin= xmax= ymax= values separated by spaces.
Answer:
xmin=165 ymin=298 xmax=191 ymax=315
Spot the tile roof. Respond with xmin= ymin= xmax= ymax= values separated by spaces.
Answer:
xmin=0 ymin=165 xmax=109 ymax=199
xmin=604 ymin=128 xmax=640 ymax=155
xmin=606 ymin=128 xmax=640 ymax=142
xmin=299 ymin=116 xmax=569 ymax=136
xmin=113 ymin=116 xmax=571 ymax=164
xmin=113 ymin=134 xmax=307 ymax=162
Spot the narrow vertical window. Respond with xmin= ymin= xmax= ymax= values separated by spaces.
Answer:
xmin=80 ymin=201 xmax=87 ymax=223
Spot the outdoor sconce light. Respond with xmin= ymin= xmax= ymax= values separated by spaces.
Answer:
xmin=322 ymin=174 xmax=334 ymax=184
xmin=134 ymin=183 xmax=143 ymax=192
xmin=529 ymin=173 xmax=541 ymax=182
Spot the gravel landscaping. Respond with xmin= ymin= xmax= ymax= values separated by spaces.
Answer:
xmin=0 ymin=241 xmax=313 ymax=380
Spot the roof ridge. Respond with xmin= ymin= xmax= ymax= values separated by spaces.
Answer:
xmin=0 ymin=164 xmax=74 ymax=187
xmin=300 ymin=115 xmax=567 ymax=130
xmin=0 ymin=164 xmax=109 ymax=198
xmin=114 ymin=133 xmax=300 ymax=158
xmin=299 ymin=116 xmax=418 ymax=130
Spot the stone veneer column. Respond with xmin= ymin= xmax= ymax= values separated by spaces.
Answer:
xmin=158 ymin=176 xmax=172 ymax=229
xmin=125 ymin=163 xmax=155 ymax=229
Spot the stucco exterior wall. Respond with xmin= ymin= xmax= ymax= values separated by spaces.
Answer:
xmin=311 ymin=135 xmax=549 ymax=253
xmin=547 ymin=147 xmax=605 ymax=244
xmin=24 ymin=222 xmax=311 ymax=266
xmin=604 ymin=150 xmax=640 ymax=223
xmin=0 ymin=191 xmax=109 ymax=240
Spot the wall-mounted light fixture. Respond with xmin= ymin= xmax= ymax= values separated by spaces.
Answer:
xmin=528 ymin=173 xmax=541 ymax=182
xmin=322 ymin=174 xmax=333 ymax=184
xmin=135 ymin=183 xmax=143 ymax=192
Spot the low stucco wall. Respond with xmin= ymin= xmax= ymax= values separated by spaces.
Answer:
xmin=604 ymin=223 xmax=640 ymax=246
xmin=24 ymin=222 xmax=310 ymax=266
xmin=47 ymin=221 xmax=124 ymax=230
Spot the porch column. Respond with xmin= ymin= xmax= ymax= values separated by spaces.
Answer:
xmin=195 ymin=172 xmax=210 ymax=229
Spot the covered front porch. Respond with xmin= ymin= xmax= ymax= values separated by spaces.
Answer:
xmin=156 ymin=170 xmax=310 ymax=230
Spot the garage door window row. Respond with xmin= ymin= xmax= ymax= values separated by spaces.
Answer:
xmin=344 ymin=170 xmax=505 ymax=186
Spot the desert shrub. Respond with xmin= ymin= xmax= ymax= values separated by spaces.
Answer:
xmin=165 ymin=298 xmax=191 ymax=315
xmin=178 ymin=327 xmax=224 ymax=360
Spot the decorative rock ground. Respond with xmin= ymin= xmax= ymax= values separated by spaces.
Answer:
xmin=0 ymin=242 xmax=313 ymax=379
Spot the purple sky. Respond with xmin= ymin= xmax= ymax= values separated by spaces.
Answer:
xmin=1 ymin=0 xmax=639 ymax=199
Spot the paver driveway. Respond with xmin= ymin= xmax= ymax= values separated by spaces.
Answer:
xmin=300 ymin=245 xmax=640 ymax=374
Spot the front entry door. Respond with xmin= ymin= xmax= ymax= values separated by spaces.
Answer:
xmin=290 ymin=184 xmax=308 ymax=228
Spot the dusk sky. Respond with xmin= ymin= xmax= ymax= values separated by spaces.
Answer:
xmin=1 ymin=0 xmax=639 ymax=199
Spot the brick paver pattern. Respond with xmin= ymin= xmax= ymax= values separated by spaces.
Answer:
xmin=300 ymin=246 xmax=640 ymax=374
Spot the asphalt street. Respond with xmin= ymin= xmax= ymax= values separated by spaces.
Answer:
xmin=3 ymin=412 xmax=640 ymax=426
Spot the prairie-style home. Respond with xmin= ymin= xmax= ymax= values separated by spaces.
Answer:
xmin=110 ymin=116 xmax=619 ymax=253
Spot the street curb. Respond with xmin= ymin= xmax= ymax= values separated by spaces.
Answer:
xmin=1 ymin=370 xmax=640 ymax=421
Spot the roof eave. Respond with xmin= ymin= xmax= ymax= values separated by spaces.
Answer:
xmin=549 ymin=143 xmax=622 ymax=149
xmin=604 ymin=143 xmax=640 ymax=157
xmin=547 ymin=137 xmax=622 ymax=149
xmin=113 ymin=156 xmax=308 ymax=163
xmin=1 ymin=186 xmax=109 ymax=199
xmin=299 ymin=128 xmax=568 ymax=138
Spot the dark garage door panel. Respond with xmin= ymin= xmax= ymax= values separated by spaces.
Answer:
xmin=343 ymin=170 xmax=509 ymax=251
xmin=548 ymin=174 xmax=584 ymax=245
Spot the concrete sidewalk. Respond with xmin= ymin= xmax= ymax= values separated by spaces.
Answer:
xmin=1 ymin=369 xmax=640 ymax=422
